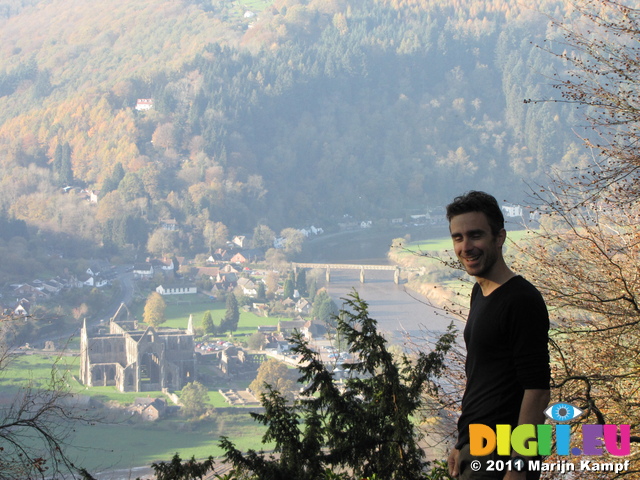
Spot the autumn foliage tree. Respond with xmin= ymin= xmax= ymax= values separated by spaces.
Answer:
xmin=513 ymin=0 xmax=640 ymax=475
xmin=248 ymin=358 xmax=295 ymax=400
xmin=143 ymin=292 xmax=166 ymax=328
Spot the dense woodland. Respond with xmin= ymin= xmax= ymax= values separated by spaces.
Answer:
xmin=0 ymin=0 xmax=587 ymax=273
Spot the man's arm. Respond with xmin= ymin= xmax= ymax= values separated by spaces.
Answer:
xmin=517 ymin=388 xmax=550 ymax=427
xmin=503 ymin=389 xmax=550 ymax=480
xmin=447 ymin=447 xmax=460 ymax=478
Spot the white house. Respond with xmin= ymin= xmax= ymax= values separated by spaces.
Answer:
xmin=135 ymin=99 xmax=153 ymax=111
xmin=237 ymin=278 xmax=258 ymax=297
xmin=502 ymin=204 xmax=523 ymax=217
xmin=155 ymin=285 xmax=197 ymax=296
xmin=529 ymin=210 xmax=542 ymax=222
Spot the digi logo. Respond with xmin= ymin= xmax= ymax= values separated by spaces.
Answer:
xmin=544 ymin=402 xmax=584 ymax=422
xmin=468 ymin=401 xmax=631 ymax=457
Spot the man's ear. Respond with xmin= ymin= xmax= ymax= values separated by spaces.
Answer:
xmin=496 ymin=228 xmax=507 ymax=247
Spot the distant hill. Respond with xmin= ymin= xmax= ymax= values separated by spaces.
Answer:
xmin=0 ymin=0 xmax=586 ymax=259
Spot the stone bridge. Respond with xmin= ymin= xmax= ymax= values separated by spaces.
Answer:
xmin=291 ymin=262 xmax=404 ymax=284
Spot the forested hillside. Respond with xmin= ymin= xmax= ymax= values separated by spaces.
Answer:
xmin=0 ymin=0 xmax=586 ymax=264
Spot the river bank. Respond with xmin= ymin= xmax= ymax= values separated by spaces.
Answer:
xmin=298 ymin=224 xmax=450 ymax=264
xmin=300 ymin=224 xmax=465 ymax=336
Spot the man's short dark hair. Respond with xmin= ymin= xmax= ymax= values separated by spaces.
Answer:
xmin=446 ymin=191 xmax=504 ymax=236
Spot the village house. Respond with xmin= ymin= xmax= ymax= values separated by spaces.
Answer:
xmin=295 ymin=298 xmax=311 ymax=315
xmin=257 ymin=325 xmax=277 ymax=335
xmin=502 ymin=204 xmax=523 ymax=218
xmin=229 ymin=252 xmax=248 ymax=264
xmin=148 ymin=257 xmax=177 ymax=275
xmin=221 ymin=263 xmax=241 ymax=274
xmin=530 ymin=210 xmax=541 ymax=222
xmin=210 ymin=248 xmax=233 ymax=262
xmin=232 ymin=235 xmax=250 ymax=248
xmin=130 ymin=397 xmax=168 ymax=421
xmin=281 ymin=297 xmax=295 ymax=309
xmin=237 ymin=277 xmax=258 ymax=297
xmin=161 ymin=219 xmax=178 ymax=231
xmin=301 ymin=320 xmax=327 ymax=341
xmin=81 ymin=274 xmax=110 ymax=288
xmin=230 ymin=248 xmax=265 ymax=264
xmin=429 ymin=206 xmax=447 ymax=224
xmin=39 ymin=279 xmax=64 ymax=294
xmin=215 ymin=272 xmax=237 ymax=288
xmin=13 ymin=298 xmax=31 ymax=317
xmin=278 ymin=318 xmax=307 ymax=335
xmin=133 ymin=263 xmax=154 ymax=279
xmin=135 ymin=99 xmax=153 ymax=111
xmin=12 ymin=283 xmax=49 ymax=301
xmin=156 ymin=284 xmax=197 ymax=296
xmin=195 ymin=266 xmax=220 ymax=282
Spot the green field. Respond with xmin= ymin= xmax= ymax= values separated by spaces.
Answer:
xmin=404 ymin=229 xmax=533 ymax=255
xmin=67 ymin=411 xmax=268 ymax=472
xmin=0 ymin=352 xmax=270 ymax=472
xmin=134 ymin=295 xmax=285 ymax=337
xmin=1 ymin=353 xmax=269 ymax=473
xmin=0 ymin=353 xmax=77 ymax=391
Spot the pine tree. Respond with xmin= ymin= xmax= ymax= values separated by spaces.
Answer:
xmin=221 ymin=293 xmax=239 ymax=333
xmin=256 ymin=282 xmax=266 ymax=302
xmin=217 ymin=291 xmax=457 ymax=479
xmin=202 ymin=310 xmax=215 ymax=334
xmin=283 ymin=278 xmax=294 ymax=299
xmin=295 ymin=269 xmax=307 ymax=297
xmin=59 ymin=142 xmax=73 ymax=185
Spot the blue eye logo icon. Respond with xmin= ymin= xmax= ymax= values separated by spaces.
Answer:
xmin=544 ymin=402 xmax=584 ymax=422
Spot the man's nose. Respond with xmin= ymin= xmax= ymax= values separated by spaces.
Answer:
xmin=461 ymin=237 xmax=473 ymax=252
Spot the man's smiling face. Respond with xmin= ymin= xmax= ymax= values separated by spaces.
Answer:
xmin=449 ymin=211 xmax=506 ymax=279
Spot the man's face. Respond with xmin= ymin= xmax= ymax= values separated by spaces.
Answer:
xmin=449 ymin=211 xmax=505 ymax=279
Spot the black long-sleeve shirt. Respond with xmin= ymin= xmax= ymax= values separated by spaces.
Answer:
xmin=456 ymin=275 xmax=550 ymax=450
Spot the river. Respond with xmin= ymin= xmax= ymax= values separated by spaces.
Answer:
xmin=298 ymin=225 xmax=463 ymax=345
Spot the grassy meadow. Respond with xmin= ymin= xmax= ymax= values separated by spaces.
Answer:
xmin=133 ymin=295 xmax=285 ymax=337
xmin=0 ymin=351 xmax=268 ymax=472
xmin=66 ymin=411 xmax=268 ymax=472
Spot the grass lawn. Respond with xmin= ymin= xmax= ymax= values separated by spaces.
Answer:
xmin=0 ymin=353 xmax=78 ymax=390
xmin=134 ymin=295 xmax=287 ymax=336
xmin=67 ymin=412 xmax=268 ymax=472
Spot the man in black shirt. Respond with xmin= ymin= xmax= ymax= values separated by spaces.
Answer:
xmin=445 ymin=191 xmax=550 ymax=480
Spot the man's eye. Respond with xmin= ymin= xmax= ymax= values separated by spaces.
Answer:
xmin=544 ymin=402 xmax=584 ymax=422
